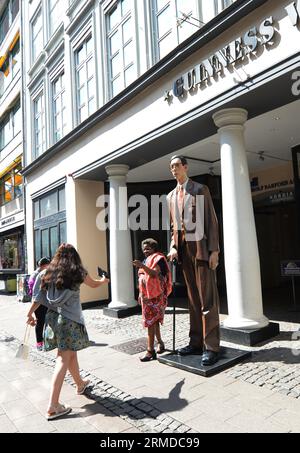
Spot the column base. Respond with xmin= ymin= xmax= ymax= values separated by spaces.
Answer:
xmin=103 ymin=305 xmax=141 ymax=318
xmin=220 ymin=322 xmax=280 ymax=346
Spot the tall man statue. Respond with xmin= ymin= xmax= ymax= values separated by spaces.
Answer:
xmin=167 ymin=155 xmax=220 ymax=366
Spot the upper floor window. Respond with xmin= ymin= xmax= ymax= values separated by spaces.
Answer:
xmin=0 ymin=0 xmax=19 ymax=46
xmin=152 ymin=0 xmax=198 ymax=60
xmin=31 ymin=8 xmax=43 ymax=63
xmin=0 ymin=162 xmax=22 ymax=206
xmin=52 ymin=72 xmax=66 ymax=143
xmin=33 ymin=91 xmax=46 ymax=158
xmin=49 ymin=0 xmax=63 ymax=38
xmin=106 ymin=0 xmax=137 ymax=98
xmin=75 ymin=35 xmax=96 ymax=124
xmin=0 ymin=100 xmax=21 ymax=150
xmin=152 ymin=0 xmax=236 ymax=60
xmin=0 ymin=37 xmax=20 ymax=97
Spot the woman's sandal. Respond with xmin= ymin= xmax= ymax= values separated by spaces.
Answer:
xmin=140 ymin=349 xmax=157 ymax=362
xmin=47 ymin=403 xmax=72 ymax=420
xmin=157 ymin=342 xmax=165 ymax=354
xmin=76 ymin=379 xmax=91 ymax=395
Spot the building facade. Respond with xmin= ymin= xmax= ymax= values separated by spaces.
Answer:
xmin=21 ymin=0 xmax=300 ymax=322
xmin=0 ymin=0 xmax=23 ymax=293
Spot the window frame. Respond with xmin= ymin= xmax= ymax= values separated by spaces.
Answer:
xmin=0 ymin=162 xmax=22 ymax=207
xmin=32 ymin=89 xmax=46 ymax=159
xmin=0 ymin=99 xmax=21 ymax=151
xmin=31 ymin=5 xmax=43 ymax=64
xmin=51 ymin=71 xmax=66 ymax=144
xmin=74 ymin=34 xmax=96 ymax=125
xmin=48 ymin=0 xmax=63 ymax=39
xmin=0 ymin=0 xmax=20 ymax=46
xmin=105 ymin=0 xmax=138 ymax=99
xmin=150 ymin=0 xmax=236 ymax=62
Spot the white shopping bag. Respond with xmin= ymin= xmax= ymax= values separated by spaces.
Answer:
xmin=15 ymin=325 xmax=31 ymax=360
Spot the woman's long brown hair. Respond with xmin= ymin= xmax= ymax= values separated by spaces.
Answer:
xmin=41 ymin=243 xmax=87 ymax=290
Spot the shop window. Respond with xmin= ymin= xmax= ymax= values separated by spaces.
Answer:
xmin=0 ymin=233 xmax=22 ymax=270
xmin=33 ymin=187 xmax=66 ymax=262
xmin=40 ymin=191 xmax=58 ymax=218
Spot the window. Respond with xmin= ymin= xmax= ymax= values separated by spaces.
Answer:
xmin=52 ymin=73 xmax=66 ymax=143
xmin=49 ymin=0 xmax=63 ymax=38
xmin=33 ymin=187 xmax=66 ymax=261
xmin=0 ymin=114 xmax=12 ymax=150
xmin=33 ymin=91 xmax=46 ymax=158
xmin=0 ymin=163 xmax=22 ymax=206
xmin=11 ymin=0 xmax=19 ymax=22
xmin=0 ymin=6 xmax=10 ymax=45
xmin=152 ymin=0 xmax=236 ymax=60
xmin=75 ymin=35 xmax=96 ymax=124
xmin=11 ymin=38 xmax=20 ymax=78
xmin=0 ymin=0 xmax=19 ymax=44
xmin=0 ymin=233 xmax=23 ymax=270
xmin=106 ymin=0 xmax=136 ymax=98
xmin=0 ymin=100 xmax=20 ymax=150
xmin=0 ymin=38 xmax=21 ymax=97
xmin=34 ymin=187 xmax=65 ymax=221
xmin=12 ymin=101 xmax=21 ymax=136
xmin=31 ymin=9 xmax=43 ymax=63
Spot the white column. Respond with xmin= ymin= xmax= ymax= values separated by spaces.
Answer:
xmin=105 ymin=164 xmax=137 ymax=309
xmin=213 ymin=108 xmax=269 ymax=329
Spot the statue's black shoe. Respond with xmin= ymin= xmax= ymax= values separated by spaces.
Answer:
xmin=201 ymin=350 xmax=219 ymax=366
xmin=177 ymin=345 xmax=203 ymax=356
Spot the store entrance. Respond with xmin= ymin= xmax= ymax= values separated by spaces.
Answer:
xmin=255 ymin=202 xmax=300 ymax=289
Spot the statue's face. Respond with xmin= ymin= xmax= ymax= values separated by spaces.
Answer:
xmin=170 ymin=158 xmax=188 ymax=180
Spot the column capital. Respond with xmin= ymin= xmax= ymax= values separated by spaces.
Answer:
xmin=213 ymin=108 xmax=248 ymax=129
xmin=105 ymin=164 xmax=130 ymax=178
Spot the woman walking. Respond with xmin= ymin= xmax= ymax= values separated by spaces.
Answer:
xmin=26 ymin=243 xmax=109 ymax=420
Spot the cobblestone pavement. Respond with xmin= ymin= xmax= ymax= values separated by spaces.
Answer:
xmin=83 ymin=307 xmax=300 ymax=400
xmin=0 ymin=331 xmax=193 ymax=434
xmin=0 ymin=295 xmax=300 ymax=433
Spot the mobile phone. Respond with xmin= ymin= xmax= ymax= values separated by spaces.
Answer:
xmin=97 ymin=266 xmax=109 ymax=278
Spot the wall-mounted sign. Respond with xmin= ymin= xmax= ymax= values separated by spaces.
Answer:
xmin=168 ymin=2 xmax=300 ymax=100
xmin=280 ymin=260 xmax=300 ymax=277
xmin=1 ymin=216 xmax=16 ymax=227
xmin=251 ymin=179 xmax=294 ymax=193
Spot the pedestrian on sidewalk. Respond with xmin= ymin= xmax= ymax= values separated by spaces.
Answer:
xmin=26 ymin=243 xmax=109 ymax=420
xmin=28 ymin=257 xmax=50 ymax=351
xmin=133 ymin=238 xmax=172 ymax=362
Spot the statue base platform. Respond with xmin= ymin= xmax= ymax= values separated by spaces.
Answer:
xmin=158 ymin=346 xmax=251 ymax=377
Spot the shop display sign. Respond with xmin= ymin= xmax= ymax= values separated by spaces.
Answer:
xmin=280 ymin=260 xmax=300 ymax=277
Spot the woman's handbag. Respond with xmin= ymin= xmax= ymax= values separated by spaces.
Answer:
xmin=15 ymin=325 xmax=31 ymax=360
